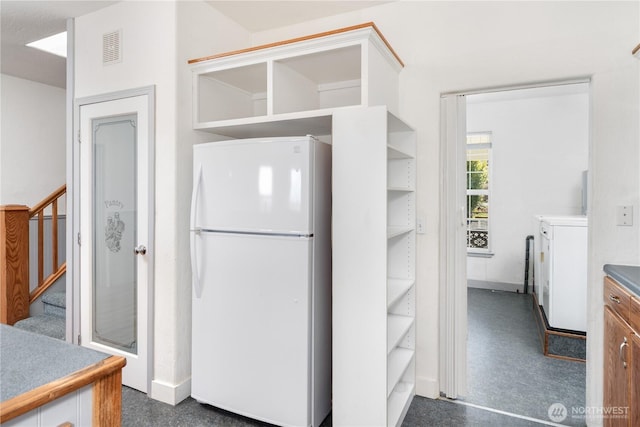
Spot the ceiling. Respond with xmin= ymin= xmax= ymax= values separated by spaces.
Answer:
xmin=0 ymin=1 xmax=388 ymax=89
xmin=0 ymin=1 xmax=117 ymax=88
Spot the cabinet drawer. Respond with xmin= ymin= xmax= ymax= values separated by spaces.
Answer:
xmin=604 ymin=276 xmax=631 ymax=322
xmin=630 ymin=296 xmax=640 ymax=333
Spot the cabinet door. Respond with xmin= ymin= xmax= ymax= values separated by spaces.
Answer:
xmin=604 ymin=307 xmax=631 ymax=427
xmin=631 ymin=333 xmax=640 ymax=427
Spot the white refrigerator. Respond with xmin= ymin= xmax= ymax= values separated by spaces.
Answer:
xmin=190 ymin=136 xmax=331 ymax=427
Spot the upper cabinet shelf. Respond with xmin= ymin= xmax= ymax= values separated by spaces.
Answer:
xmin=188 ymin=23 xmax=404 ymax=137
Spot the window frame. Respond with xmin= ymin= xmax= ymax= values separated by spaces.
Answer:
xmin=466 ymin=132 xmax=493 ymax=256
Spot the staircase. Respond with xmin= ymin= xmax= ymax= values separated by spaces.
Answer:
xmin=1 ymin=185 xmax=66 ymax=331
xmin=14 ymin=291 xmax=66 ymax=340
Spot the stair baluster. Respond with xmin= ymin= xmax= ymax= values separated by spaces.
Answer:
xmin=0 ymin=185 xmax=66 ymax=326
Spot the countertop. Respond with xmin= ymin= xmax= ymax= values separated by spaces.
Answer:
xmin=0 ymin=324 xmax=108 ymax=402
xmin=604 ymin=264 xmax=640 ymax=297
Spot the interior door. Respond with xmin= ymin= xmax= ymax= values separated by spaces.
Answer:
xmin=78 ymin=93 xmax=152 ymax=393
xmin=439 ymin=94 xmax=468 ymax=398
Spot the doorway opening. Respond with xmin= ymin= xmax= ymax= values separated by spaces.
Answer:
xmin=441 ymin=81 xmax=590 ymax=423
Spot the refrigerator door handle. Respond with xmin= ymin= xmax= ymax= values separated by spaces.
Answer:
xmin=190 ymin=163 xmax=203 ymax=298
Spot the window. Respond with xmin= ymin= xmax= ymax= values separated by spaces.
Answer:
xmin=466 ymin=133 xmax=491 ymax=253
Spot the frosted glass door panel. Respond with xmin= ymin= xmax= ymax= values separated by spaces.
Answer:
xmin=92 ymin=114 xmax=137 ymax=354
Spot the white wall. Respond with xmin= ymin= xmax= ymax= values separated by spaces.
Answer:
xmin=466 ymin=85 xmax=589 ymax=286
xmin=75 ymin=0 xmax=180 ymax=403
xmin=72 ymin=1 xmax=639 ymax=418
xmin=74 ymin=0 xmax=251 ymax=405
xmin=174 ymin=0 xmax=252 ymax=403
xmin=0 ymin=74 xmax=66 ymax=207
xmin=249 ymin=2 xmax=640 ymax=417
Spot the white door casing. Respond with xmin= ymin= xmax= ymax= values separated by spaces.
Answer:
xmin=74 ymin=88 xmax=154 ymax=393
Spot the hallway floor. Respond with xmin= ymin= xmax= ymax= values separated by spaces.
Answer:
xmin=462 ymin=288 xmax=586 ymax=426
xmin=122 ymin=288 xmax=586 ymax=426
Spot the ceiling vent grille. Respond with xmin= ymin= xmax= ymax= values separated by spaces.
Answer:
xmin=103 ymin=30 xmax=122 ymax=65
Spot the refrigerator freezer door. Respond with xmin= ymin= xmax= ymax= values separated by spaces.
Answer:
xmin=193 ymin=137 xmax=313 ymax=234
xmin=191 ymin=232 xmax=312 ymax=426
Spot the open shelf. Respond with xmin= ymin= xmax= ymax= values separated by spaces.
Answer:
xmin=387 ymin=145 xmax=414 ymax=160
xmin=196 ymin=63 xmax=267 ymax=123
xmin=387 ymin=279 xmax=415 ymax=309
xmin=193 ymin=110 xmax=334 ymax=139
xmin=388 ymin=382 xmax=415 ymax=427
xmin=388 ymin=191 xmax=415 ymax=231
xmin=387 ymin=315 xmax=414 ymax=354
xmin=387 ymin=348 xmax=414 ymax=398
xmin=273 ymin=45 xmax=362 ymax=114
xmin=388 ymin=158 xmax=415 ymax=191
xmin=190 ymin=23 xmax=403 ymax=136
xmin=387 ymin=226 xmax=413 ymax=239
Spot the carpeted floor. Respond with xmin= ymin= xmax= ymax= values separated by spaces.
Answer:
xmin=121 ymin=288 xmax=586 ymax=426
xmin=123 ymin=386 xmax=551 ymax=427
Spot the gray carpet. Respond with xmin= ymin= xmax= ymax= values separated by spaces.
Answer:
xmin=121 ymin=288 xmax=586 ymax=426
xmin=122 ymin=386 xmax=327 ymax=427
xmin=123 ymin=386 xmax=550 ymax=427
xmin=13 ymin=291 xmax=66 ymax=340
xmin=465 ymin=288 xmax=586 ymax=426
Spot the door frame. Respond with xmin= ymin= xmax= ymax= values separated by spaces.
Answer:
xmin=439 ymin=78 xmax=591 ymax=399
xmin=71 ymin=86 xmax=155 ymax=392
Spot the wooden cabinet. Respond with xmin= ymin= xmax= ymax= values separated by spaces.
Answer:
xmin=332 ymin=106 xmax=416 ymax=427
xmin=604 ymin=306 xmax=631 ymax=426
xmin=631 ymin=333 xmax=640 ymax=427
xmin=603 ymin=276 xmax=640 ymax=427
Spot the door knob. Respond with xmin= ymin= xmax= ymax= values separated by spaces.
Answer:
xmin=135 ymin=245 xmax=147 ymax=255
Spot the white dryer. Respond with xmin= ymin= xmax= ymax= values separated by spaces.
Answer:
xmin=536 ymin=215 xmax=588 ymax=332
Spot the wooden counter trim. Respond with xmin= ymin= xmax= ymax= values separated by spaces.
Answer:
xmin=0 ymin=355 xmax=126 ymax=424
xmin=188 ymin=22 xmax=404 ymax=67
xmin=93 ymin=363 xmax=123 ymax=426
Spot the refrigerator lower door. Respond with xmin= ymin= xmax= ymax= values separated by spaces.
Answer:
xmin=192 ymin=232 xmax=312 ymax=427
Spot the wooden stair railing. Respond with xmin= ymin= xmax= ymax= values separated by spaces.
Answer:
xmin=0 ymin=185 xmax=66 ymax=325
xmin=28 ymin=185 xmax=67 ymax=303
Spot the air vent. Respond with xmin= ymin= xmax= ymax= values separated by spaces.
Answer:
xmin=103 ymin=30 xmax=122 ymax=65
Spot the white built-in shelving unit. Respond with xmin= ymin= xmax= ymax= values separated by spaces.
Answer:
xmin=189 ymin=23 xmax=416 ymax=426
xmin=333 ymin=106 xmax=416 ymax=427
xmin=188 ymin=23 xmax=402 ymax=139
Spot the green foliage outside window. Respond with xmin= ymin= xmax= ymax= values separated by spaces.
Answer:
xmin=467 ymin=159 xmax=489 ymax=219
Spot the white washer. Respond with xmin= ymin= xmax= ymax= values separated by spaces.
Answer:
xmin=537 ymin=215 xmax=588 ymax=332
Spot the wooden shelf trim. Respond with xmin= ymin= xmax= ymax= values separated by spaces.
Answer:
xmin=188 ymin=22 xmax=404 ymax=67
xmin=0 ymin=355 xmax=126 ymax=423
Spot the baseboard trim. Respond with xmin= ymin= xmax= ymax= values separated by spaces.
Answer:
xmin=415 ymin=376 xmax=439 ymax=398
xmin=150 ymin=377 xmax=191 ymax=406
xmin=468 ymin=280 xmax=523 ymax=293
